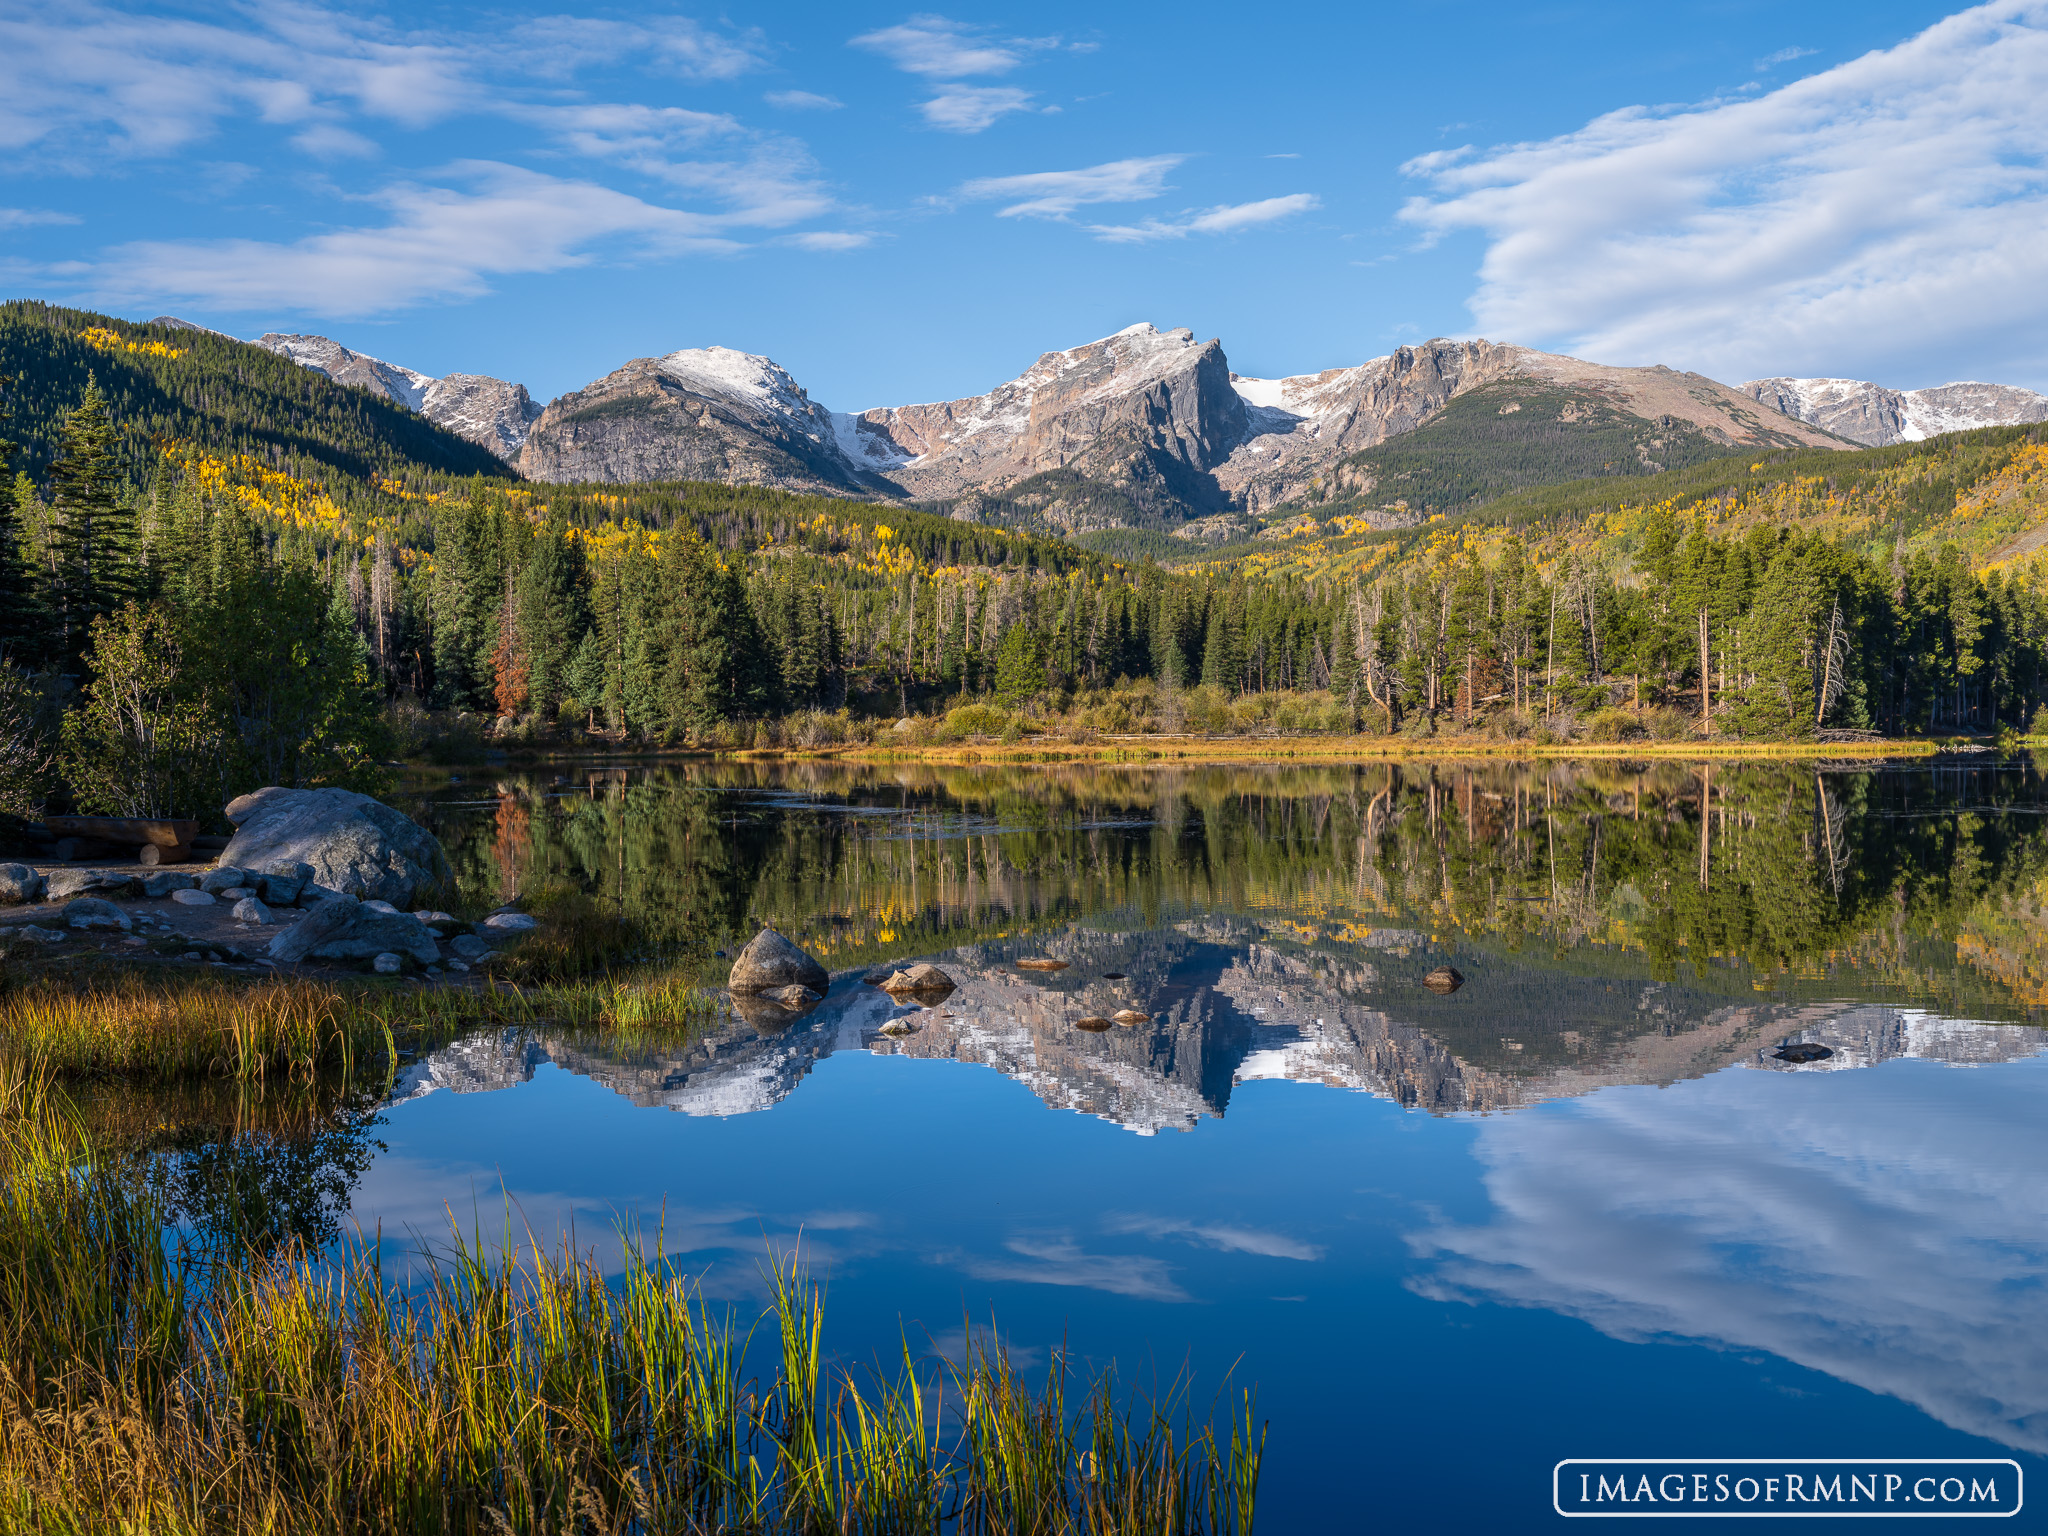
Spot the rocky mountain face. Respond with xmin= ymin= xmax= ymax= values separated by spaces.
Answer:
xmin=514 ymin=346 xmax=885 ymax=494
xmin=232 ymin=329 xmax=542 ymax=463
xmin=1740 ymin=376 xmax=2048 ymax=447
xmin=209 ymin=310 xmax=2048 ymax=528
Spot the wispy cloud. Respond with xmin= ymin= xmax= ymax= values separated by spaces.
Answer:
xmin=1087 ymin=192 xmax=1319 ymax=243
xmin=1755 ymin=45 xmax=1819 ymax=69
xmin=765 ymin=90 xmax=842 ymax=111
xmin=851 ymin=16 xmax=1038 ymax=77
xmin=957 ymin=154 xmax=1185 ymax=218
xmin=0 ymin=207 xmax=81 ymax=228
xmin=1105 ymin=1214 xmax=1324 ymax=1261
xmin=63 ymin=163 xmax=743 ymax=317
xmin=1398 ymin=0 xmax=2048 ymax=385
xmin=782 ymin=230 xmax=874 ymax=251
xmin=962 ymin=1234 xmax=1190 ymax=1301
xmin=921 ymin=85 xmax=1036 ymax=133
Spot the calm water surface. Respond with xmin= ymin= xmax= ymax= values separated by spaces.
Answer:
xmin=237 ymin=760 xmax=2048 ymax=1528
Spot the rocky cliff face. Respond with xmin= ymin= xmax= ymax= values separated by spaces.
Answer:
xmin=249 ymin=332 xmax=541 ymax=462
xmin=1220 ymin=341 xmax=1846 ymax=512
xmin=853 ymin=324 xmax=1250 ymax=514
xmin=515 ymin=347 xmax=886 ymax=493
xmin=1741 ymin=376 xmax=2048 ymax=446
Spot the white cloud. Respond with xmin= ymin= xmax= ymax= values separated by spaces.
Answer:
xmin=783 ymin=230 xmax=874 ymax=251
xmin=1399 ymin=1 xmax=2048 ymax=386
xmin=851 ymin=17 xmax=1030 ymax=77
xmin=290 ymin=123 xmax=380 ymax=160
xmin=962 ymin=1233 xmax=1190 ymax=1301
xmin=765 ymin=90 xmax=843 ymax=111
xmin=1105 ymin=1214 xmax=1323 ymax=1261
xmin=1410 ymin=1053 xmax=2048 ymax=1452
xmin=921 ymin=85 xmax=1035 ymax=133
xmin=1755 ymin=45 xmax=1819 ymax=69
xmin=957 ymin=154 xmax=1185 ymax=218
xmin=1088 ymin=192 xmax=1319 ymax=243
xmin=0 ymin=207 xmax=81 ymax=228
xmin=65 ymin=164 xmax=743 ymax=317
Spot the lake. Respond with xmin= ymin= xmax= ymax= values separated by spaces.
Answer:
xmin=225 ymin=759 xmax=2048 ymax=1528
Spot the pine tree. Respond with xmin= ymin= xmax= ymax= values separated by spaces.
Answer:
xmin=0 ymin=374 xmax=36 ymax=662
xmin=47 ymin=377 xmax=135 ymax=656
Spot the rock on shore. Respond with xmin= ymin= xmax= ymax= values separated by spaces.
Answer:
xmin=222 ymin=787 xmax=452 ymax=908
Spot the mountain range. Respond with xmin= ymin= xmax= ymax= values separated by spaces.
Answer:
xmin=156 ymin=314 xmax=2048 ymax=532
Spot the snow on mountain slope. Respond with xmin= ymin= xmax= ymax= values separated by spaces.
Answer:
xmin=1742 ymin=377 xmax=2048 ymax=446
xmin=255 ymin=333 xmax=433 ymax=412
xmin=250 ymin=332 xmax=540 ymax=460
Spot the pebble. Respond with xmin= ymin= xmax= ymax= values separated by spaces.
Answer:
xmin=172 ymin=889 xmax=216 ymax=906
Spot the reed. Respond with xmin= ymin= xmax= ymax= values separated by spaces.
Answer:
xmin=0 ymin=966 xmax=724 ymax=1087
xmin=0 ymin=1087 xmax=1264 ymax=1533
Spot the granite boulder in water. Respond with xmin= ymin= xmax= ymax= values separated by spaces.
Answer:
xmin=728 ymin=928 xmax=829 ymax=995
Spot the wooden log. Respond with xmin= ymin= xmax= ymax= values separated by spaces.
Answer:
xmin=45 ymin=816 xmax=200 ymax=863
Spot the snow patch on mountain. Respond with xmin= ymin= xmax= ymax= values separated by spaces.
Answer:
xmin=1743 ymin=376 xmax=2048 ymax=447
xmin=255 ymin=333 xmax=433 ymax=412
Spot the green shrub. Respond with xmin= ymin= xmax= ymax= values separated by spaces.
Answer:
xmin=1583 ymin=708 xmax=1647 ymax=743
xmin=941 ymin=702 xmax=1012 ymax=740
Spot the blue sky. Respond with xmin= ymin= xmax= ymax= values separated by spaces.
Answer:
xmin=3 ymin=0 xmax=2044 ymax=406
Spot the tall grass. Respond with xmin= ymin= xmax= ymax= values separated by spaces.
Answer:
xmin=0 ymin=967 xmax=726 ymax=1086
xmin=0 ymin=1078 xmax=1264 ymax=1533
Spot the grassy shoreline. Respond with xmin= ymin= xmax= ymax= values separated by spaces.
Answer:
xmin=0 ymin=1074 xmax=1263 ymax=1533
xmin=763 ymin=734 xmax=1957 ymax=766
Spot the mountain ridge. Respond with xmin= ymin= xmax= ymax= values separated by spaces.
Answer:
xmin=144 ymin=311 xmax=2048 ymax=529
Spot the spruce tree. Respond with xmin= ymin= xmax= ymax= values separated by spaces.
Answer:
xmin=48 ymin=376 xmax=135 ymax=657
xmin=0 ymin=375 xmax=37 ymax=662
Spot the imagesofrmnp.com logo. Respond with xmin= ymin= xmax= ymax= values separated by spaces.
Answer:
xmin=1554 ymin=1461 xmax=2022 ymax=1517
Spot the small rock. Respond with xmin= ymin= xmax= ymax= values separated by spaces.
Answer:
xmin=1016 ymin=957 xmax=1068 ymax=972
xmin=1774 ymin=1041 xmax=1834 ymax=1063
xmin=46 ymin=868 xmax=140 ymax=902
xmin=424 ymin=966 xmax=442 ymax=977
xmin=878 ymin=1019 xmax=916 ymax=1037
xmin=1422 ymin=965 xmax=1464 ymax=995
xmin=449 ymin=934 xmax=491 ymax=960
xmin=1076 ymin=1016 xmax=1114 ymax=1032
xmin=371 ymin=952 xmax=403 ymax=974
xmin=728 ymin=928 xmax=829 ymax=994
xmin=182 ymin=951 xmax=201 ymax=961
xmin=764 ymin=983 xmax=822 ymax=1007
xmin=447 ymin=959 xmax=470 ymax=973
xmin=481 ymin=911 xmax=537 ymax=933
xmin=363 ymin=899 xmax=400 ymax=915
xmin=122 ymin=935 xmax=146 ymax=947
xmin=1101 ymin=972 xmax=1127 ymax=980
xmin=892 ymin=962 xmax=955 ymax=992
xmin=16 ymin=925 xmax=65 ymax=945
xmin=63 ymin=897 xmax=132 ymax=932
xmin=297 ymin=884 xmax=347 ymax=907
xmin=231 ymin=897 xmax=273 ymax=925
xmin=143 ymin=871 xmax=199 ymax=898
xmin=1112 ymin=1009 xmax=1150 ymax=1026
xmin=200 ymin=866 xmax=250 ymax=895
xmin=0 ymin=863 xmax=45 ymax=904
xmin=218 ymin=886 xmax=256 ymax=902
xmin=172 ymin=888 xmax=216 ymax=906
xmin=416 ymin=909 xmax=458 ymax=928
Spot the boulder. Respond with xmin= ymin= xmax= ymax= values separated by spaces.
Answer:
xmin=267 ymin=895 xmax=439 ymax=966
xmin=231 ymin=897 xmax=273 ymax=925
xmin=728 ymin=928 xmax=829 ymax=995
xmin=256 ymin=863 xmax=313 ymax=907
xmin=1422 ymin=965 xmax=1464 ymax=995
xmin=482 ymin=911 xmax=536 ymax=933
xmin=63 ymin=897 xmax=132 ymax=931
xmin=221 ymin=787 xmax=453 ymax=908
xmin=172 ymin=889 xmax=216 ymax=906
xmin=46 ymin=868 xmax=140 ymax=902
xmin=143 ymin=871 xmax=199 ymax=898
xmin=882 ymin=962 xmax=954 ymax=994
xmin=0 ymin=863 xmax=44 ymax=905
xmin=200 ymin=866 xmax=252 ymax=895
